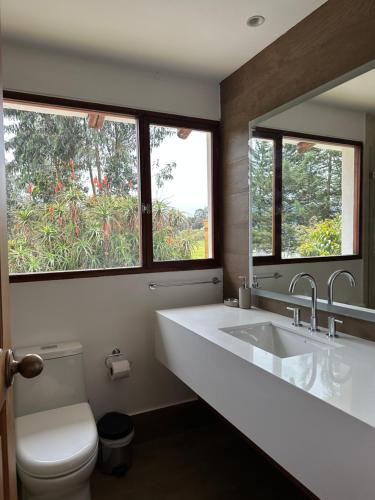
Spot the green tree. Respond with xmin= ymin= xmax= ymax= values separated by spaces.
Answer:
xmin=251 ymin=137 xmax=344 ymax=258
xmin=4 ymin=110 xmax=205 ymax=272
xmin=282 ymin=143 xmax=342 ymax=257
xmin=251 ymin=138 xmax=273 ymax=255
xmin=297 ymin=215 xmax=341 ymax=257
xmin=5 ymin=110 xmax=176 ymax=203
xmin=191 ymin=207 xmax=208 ymax=229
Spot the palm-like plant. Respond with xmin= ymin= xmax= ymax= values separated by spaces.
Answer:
xmin=177 ymin=230 xmax=196 ymax=259
xmin=167 ymin=208 xmax=188 ymax=230
xmin=38 ymin=223 xmax=59 ymax=247
xmin=7 ymin=183 xmax=205 ymax=272
xmin=8 ymin=238 xmax=39 ymax=273
xmin=152 ymin=200 xmax=170 ymax=230
xmin=120 ymin=196 xmax=139 ymax=232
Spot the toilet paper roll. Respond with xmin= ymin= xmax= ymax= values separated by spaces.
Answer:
xmin=109 ymin=359 xmax=131 ymax=380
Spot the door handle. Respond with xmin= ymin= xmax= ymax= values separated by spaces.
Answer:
xmin=5 ymin=349 xmax=44 ymax=387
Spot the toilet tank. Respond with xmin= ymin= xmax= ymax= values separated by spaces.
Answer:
xmin=14 ymin=341 xmax=88 ymax=417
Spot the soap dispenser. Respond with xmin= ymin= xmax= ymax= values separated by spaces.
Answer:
xmin=238 ymin=275 xmax=251 ymax=309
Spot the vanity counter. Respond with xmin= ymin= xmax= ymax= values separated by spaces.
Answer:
xmin=155 ymin=304 xmax=375 ymax=500
xmin=157 ymin=304 xmax=375 ymax=429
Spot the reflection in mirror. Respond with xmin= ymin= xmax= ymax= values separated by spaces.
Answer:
xmin=249 ymin=66 xmax=375 ymax=311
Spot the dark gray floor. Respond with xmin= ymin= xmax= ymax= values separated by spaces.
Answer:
xmin=91 ymin=422 xmax=309 ymax=500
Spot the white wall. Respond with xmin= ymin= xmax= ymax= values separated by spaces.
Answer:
xmin=255 ymin=100 xmax=366 ymax=306
xmin=11 ymin=269 xmax=222 ymax=419
xmin=2 ymin=41 xmax=220 ymax=120
xmin=261 ymin=100 xmax=366 ymax=142
xmin=3 ymin=41 xmax=222 ymax=418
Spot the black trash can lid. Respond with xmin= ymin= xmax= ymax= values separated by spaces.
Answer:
xmin=97 ymin=412 xmax=134 ymax=440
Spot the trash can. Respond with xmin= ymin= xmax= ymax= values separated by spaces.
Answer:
xmin=97 ymin=412 xmax=135 ymax=477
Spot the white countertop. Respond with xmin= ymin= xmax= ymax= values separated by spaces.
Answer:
xmin=157 ymin=304 xmax=375 ymax=429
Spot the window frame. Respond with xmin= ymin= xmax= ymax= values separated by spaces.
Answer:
xmin=4 ymin=91 xmax=221 ymax=282
xmin=252 ymin=127 xmax=363 ymax=266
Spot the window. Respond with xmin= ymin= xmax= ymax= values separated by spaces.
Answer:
xmin=251 ymin=135 xmax=275 ymax=257
xmin=4 ymin=94 xmax=220 ymax=280
xmin=150 ymin=124 xmax=213 ymax=262
xmin=251 ymin=128 xmax=362 ymax=265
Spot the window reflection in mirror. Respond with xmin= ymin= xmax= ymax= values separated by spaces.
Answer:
xmin=251 ymin=137 xmax=275 ymax=257
xmin=282 ymin=137 xmax=360 ymax=260
xmin=249 ymin=65 xmax=375 ymax=310
xmin=251 ymin=130 xmax=361 ymax=264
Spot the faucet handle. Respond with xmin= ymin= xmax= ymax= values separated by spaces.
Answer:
xmin=286 ymin=306 xmax=302 ymax=327
xmin=327 ymin=316 xmax=343 ymax=338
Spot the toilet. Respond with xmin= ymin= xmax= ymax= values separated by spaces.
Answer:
xmin=14 ymin=342 xmax=98 ymax=500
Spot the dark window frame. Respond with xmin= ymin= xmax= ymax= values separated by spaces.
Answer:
xmin=4 ymin=91 xmax=221 ymax=283
xmin=252 ymin=127 xmax=363 ymax=266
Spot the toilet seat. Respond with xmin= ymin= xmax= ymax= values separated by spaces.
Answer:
xmin=16 ymin=402 xmax=98 ymax=479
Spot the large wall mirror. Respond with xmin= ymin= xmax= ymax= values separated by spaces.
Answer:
xmin=249 ymin=61 xmax=375 ymax=322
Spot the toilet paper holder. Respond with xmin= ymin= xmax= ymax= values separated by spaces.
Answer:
xmin=104 ymin=348 xmax=126 ymax=368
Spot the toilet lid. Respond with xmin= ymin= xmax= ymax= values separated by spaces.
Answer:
xmin=16 ymin=402 xmax=98 ymax=479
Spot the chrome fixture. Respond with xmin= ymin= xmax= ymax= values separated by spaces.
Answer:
xmin=286 ymin=306 xmax=302 ymax=327
xmin=224 ymin=298 xmax=239 ymax=308
xmin=252 ymin=272 xmax=282 ymax=289
xmin=327 ymin=270 xmax=356 ymax=305
xmin=104 ymin=348 xmax=128 ymax=369
xmin=149 ymin=276 xmax=221 ymax=290
xmin=327 ymin=316 xmax=343 ymax=339
xmin=141 ymin=203 xmax=152 ymax=215
xmin=326 ymin=270 xmax=355 ymax=338
xmin=289 ymin=273 xmax=319 ymax=332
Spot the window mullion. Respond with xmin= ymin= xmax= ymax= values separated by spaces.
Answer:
xmin=274 ymin=134 xmax=283 ymax=260
xmin=138 ymin=115 xmax=153 ymax=269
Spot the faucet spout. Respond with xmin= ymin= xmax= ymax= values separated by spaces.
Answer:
xmin=289 ymin=273 xmax=319 ymax=332
xmin=327 ymin=270 xmax=356 ymax=305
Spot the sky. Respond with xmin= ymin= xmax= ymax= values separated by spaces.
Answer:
xmin=151 ymin=130 xmax=210 ymax=216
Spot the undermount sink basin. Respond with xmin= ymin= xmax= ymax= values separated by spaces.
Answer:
xmin=220 ymin=322 xmax=333 ymax=359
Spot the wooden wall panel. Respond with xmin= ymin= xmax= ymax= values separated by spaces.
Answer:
xmin=220 ymin=0 xmax=375 ymax=297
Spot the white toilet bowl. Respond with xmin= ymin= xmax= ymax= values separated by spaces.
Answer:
xmin=16 ymin=402 xmax=98 ymax=500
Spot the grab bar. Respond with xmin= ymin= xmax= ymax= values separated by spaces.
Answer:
xmin=149 ymin=276 xmax=221 ymax=290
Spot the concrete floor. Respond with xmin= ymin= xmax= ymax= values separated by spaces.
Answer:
xmin=91 ymin=422 xmax=309 ymax=500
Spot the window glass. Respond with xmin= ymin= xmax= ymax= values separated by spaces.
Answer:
xmin=251 ymin=137 xmax=274 ymax=256
xmin=150 ymin=125 xmax=213 ymax=261
xmin=5 ymin=102 xmax=140 ymax=273
xmin=282 ymin=138 xmax=358 ymax=259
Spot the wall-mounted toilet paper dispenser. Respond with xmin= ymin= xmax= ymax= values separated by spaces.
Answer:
xmin=105 ymin=348 xmax=131 ymax=380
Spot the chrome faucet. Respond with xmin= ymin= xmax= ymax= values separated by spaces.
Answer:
xmin=289 ymin=273 xmax=319 ymax=332
xmin=327 ymin=270 xmax=356 ymax=305
xmin=326 ymin=270 xmax=356 ymax=338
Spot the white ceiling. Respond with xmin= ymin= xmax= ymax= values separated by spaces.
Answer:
xmin=2 ymin=0 xmax=327 ymax=82
xmin=314 ymin=69 xmax=375 ymax=114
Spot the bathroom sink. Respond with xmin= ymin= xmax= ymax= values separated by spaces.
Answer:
xmin=220 ymin=323 xmax=333 ymax=359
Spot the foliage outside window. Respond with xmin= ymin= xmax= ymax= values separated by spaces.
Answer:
xmin=251 ymin=128 xmax=361 ymax=264
xmin=251 ymin=137 xmax=274 ymax=256
xmin=150 ymin=124 xmax=213 ymax=261
xmin=4 ymin=99 xmax=217 ymax=278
